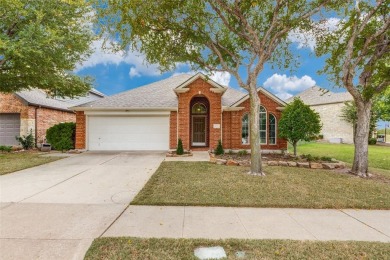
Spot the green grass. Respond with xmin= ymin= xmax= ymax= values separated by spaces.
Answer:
xmin=0 ymin=152 xmax=60 ymax=175
xmin=85 ymin=237 xmax=390 ymax=260
xmin=131 ymin=162 xmax=390 ymax=209
xmin=289 ymin=142 xmax=390 ymax=170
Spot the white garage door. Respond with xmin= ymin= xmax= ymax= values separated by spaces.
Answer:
xmin=88 ymin=116 xmax=170 ymax=150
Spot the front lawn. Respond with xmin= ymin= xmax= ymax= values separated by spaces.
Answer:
xmin=131 ymin=162 xmax=390 ymax=209
xmin=289 ymin=142 xmax=390 ymax=170
xmin=0 ymin=152 xmax=61 ymax=175
xmin=85 ymin=237 xmax=390 ymax=260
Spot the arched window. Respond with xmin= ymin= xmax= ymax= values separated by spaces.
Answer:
xmin=242 ymin=114 xmax=249 ymax=144
xmin=259 ymin=106 xmax=267 ymax=144
xmin=192 ymin=103 xmax=207 ymax=114
xmin=269 ymin=114 xmax=276 ymax=145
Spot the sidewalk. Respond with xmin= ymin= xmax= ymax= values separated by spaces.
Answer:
xmin=102 ymin=205 xmax=390 ymax=242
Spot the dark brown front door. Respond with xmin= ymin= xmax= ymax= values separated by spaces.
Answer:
xmin=192 ymin=116 xmax=206 ymax=146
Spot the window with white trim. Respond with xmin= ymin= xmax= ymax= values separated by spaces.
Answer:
xmin=192 ymin=103 xmax=207 ymax=114
xmin=259 ymin=106 xmax=267 ymax=144
xmin=269 ymin=114 xmax=276 ymax=145
xmin=242 ymin=114 xmax=249 ymax=144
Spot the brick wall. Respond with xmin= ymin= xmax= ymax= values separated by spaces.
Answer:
xmin=1 ymin=93 xmax=75 ymax=146
xmin=311 ymin=103 xmax=353 ymax=144
xmin=75 ymin=111 xmax=86 ymax=149
xmin=169 ymin=111 xmax=177 ymax=149
xmin=35 ymin=107 xmax=75 ymax=144
xmin=222 ymin=91 xmax=288 ymax=150
xmin=176 ymin=78 xmax=223 ymax=150
xmin=0 ymin=93 xmax=29 ymax=118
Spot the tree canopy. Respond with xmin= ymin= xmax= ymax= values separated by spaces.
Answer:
xmin=375 ymin=87 xmax=390 ymax=122
xmin=92 ymin=0 xmax=336 ymax=175
xmin=315 ymin=0 xmax=389 ymax=177
xmin=0 ymin=0 xmax=94 ymax=97
xmin=278 ymin=98 xmax=322 ymax=156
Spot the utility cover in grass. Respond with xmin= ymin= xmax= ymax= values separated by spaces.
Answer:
xmin=194 ymin=246 xmax=227 ymax=259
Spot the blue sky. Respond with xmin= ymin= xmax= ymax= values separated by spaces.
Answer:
xmin=75 ymin=38 xmax=335 ymax=98
xmin=73 ymin=23 xmax=387 ymax=128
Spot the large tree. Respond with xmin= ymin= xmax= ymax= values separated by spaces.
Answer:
xmin=0 ymin=0 xmax=94 ymax=97
xmin=316 ymin=0 xmax=389 ymax=177
xmin=93 ymin=0 xmax=335 ymax=175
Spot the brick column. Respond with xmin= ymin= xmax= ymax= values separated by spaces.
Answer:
xmin=75 ymin=111 xmax=86 ymax=149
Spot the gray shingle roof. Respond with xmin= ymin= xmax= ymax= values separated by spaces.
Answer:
xmin=79 ymin=74 xmax=192 ymax=108
xmin=16 ymin=90 xmax=73 ymax=111
xmin=286 ymin=86 xmax=353 ymax=105
xmin=55 ymin=89 xmax=105 ymax=106
xmin=222 ymin=87 xmax=247 ymax=106
xmin=78 ymin=74 xmax=248 ymax=109
xmin=16 ymin=88 xmax=105 ymax=111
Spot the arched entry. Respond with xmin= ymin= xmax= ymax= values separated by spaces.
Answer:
xmin=190 ymin=96 xmax=210 ymax=147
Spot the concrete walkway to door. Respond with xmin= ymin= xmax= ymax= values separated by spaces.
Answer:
xmin=0 ymin=151 xmax=165 ymax=260
xmin=165 ymin=151 xmax=210 ymax=161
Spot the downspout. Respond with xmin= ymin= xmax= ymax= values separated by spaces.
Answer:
xmin=34 ymin=106 xmax=40 ymax=148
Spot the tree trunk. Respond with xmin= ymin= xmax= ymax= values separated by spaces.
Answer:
xmin=351 ymin=100 xmax=372 ymax=177
xmin=248 ymin=85 xmax=264 ymax=176
xmin=293 ymin=142 xmax=297 ymax=156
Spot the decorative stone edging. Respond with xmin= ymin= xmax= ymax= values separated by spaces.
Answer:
xmin=209 ymin=153 xmax=346 ymax=170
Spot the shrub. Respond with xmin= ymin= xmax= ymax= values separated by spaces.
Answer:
xmin=0 ymin=145 xmax=12 ymax=153
xmin=237 ymin=150 xmax=248 ymax=156
xmin=301 ymin=154 xmax=320 ymax=162
xmin=368 ymin=138 xmax=377 ymax=145
xmin=318 ymin=134 xmax=324 ymax=139
xmin=46 ymin=122 xmax=76 ymax=152
xmin=15 ymin=130 xmax=35 ymax=150
xmin=214 ymin=139 xmax=224 ymax=155
xmin=228 ymin=149 xmax=234 ymax=155
xmin=320 ymin=156 xmax=333 ymax=162
xmin=176 ymin=138 xmax=184 ymax=155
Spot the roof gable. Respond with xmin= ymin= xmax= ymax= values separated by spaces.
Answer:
xmin=174 ymin=72 xmax=227 ymax=94
xmin=231 ymin=87 xmax=287 ymax=107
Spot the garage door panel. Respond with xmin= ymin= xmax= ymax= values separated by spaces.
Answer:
xmin=0 ymin=113 xmax=20 ymax=145
xmin=88 ymin=116 xmax=169 ymax=150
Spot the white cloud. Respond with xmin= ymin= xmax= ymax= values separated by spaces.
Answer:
xmin=172 ymin=70 xmax=231 ymax=86
xmin=263 ymin=73 xmax=316 ymax=100
xmin=208 ymin=71 xmax=231 ymax=86
xmin=129 ymin=67 xmax=141 ymax=77
xmin=75 ymin=39 xmax=161 ymax=78
xmin=288 ymin=18 xmax=340 ymax=51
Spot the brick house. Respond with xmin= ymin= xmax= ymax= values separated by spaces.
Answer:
xmin=0 ymin=89 xmax=104 ymax=146
xmin=73 ymin=73 xmax=287 ymax=152
xmin=287 ymin=86 xmax=354 ymax=144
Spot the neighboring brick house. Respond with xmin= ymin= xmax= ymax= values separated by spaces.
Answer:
xmin=73 ymin=73 xmax=288 ymax=152
xmin=0 ymin=89 xmax=104 ymax=147
xmin=287 ymin=86 xmax=354 ymax=144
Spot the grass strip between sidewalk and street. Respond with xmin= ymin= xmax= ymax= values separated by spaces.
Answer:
xmin=85 ymin=237 xmax=390 ymax=260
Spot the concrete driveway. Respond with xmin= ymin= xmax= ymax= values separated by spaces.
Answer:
xmin=0 ymin=151 xmax=165 ymax=260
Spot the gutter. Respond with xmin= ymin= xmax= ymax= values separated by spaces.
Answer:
xmin=71 ymin=106 xmax=178 ymax=112
xmin=35 ymin=106 xmax=39 ymax=147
